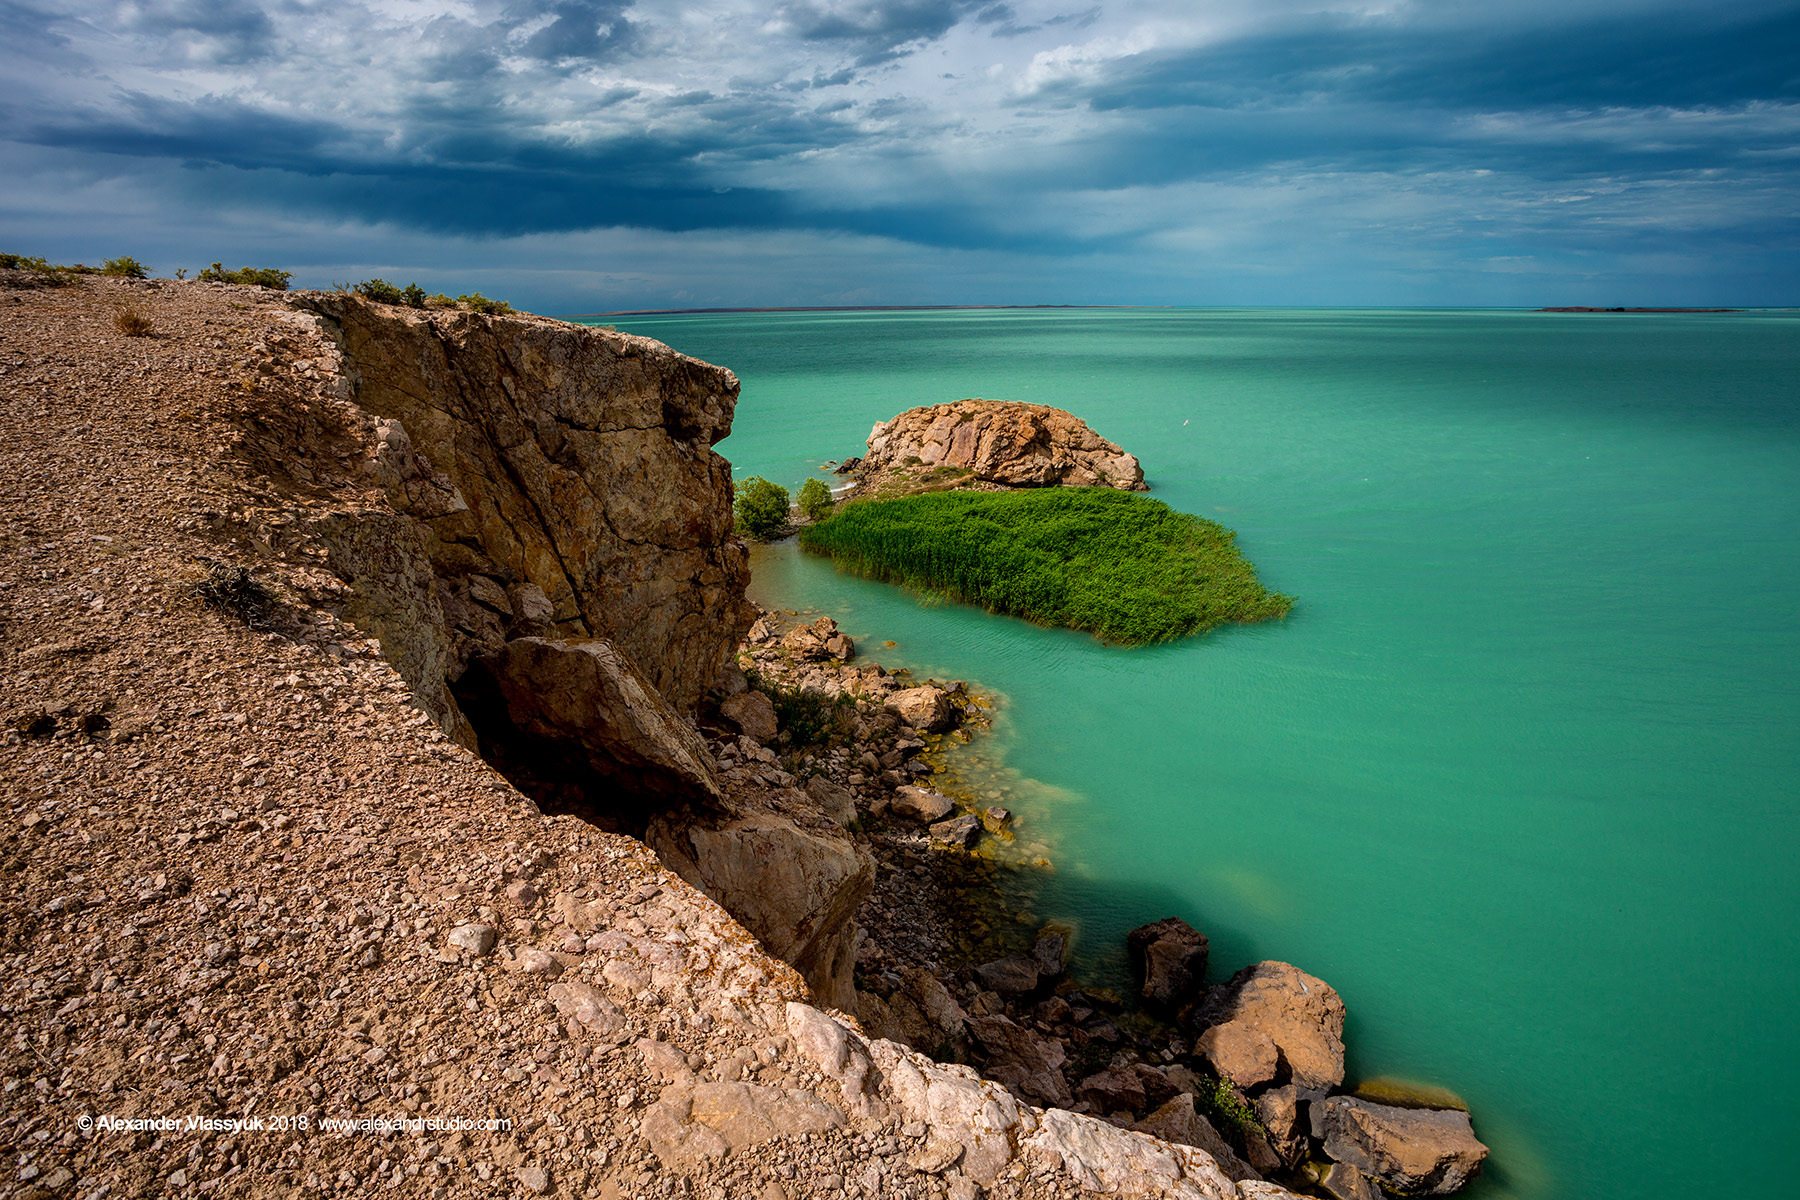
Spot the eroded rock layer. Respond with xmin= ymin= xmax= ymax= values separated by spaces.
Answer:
xmin=292 ymin=294 xmax=751 ymax=722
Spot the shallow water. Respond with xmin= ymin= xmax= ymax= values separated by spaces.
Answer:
xmin=591 ymin=307 xmax=1800 ymax=1200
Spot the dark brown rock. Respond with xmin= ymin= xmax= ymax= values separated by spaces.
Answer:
xmin=483 ymin=637 xmax=722 ymax=806
xmin=1126 ymin=917 xmax=1209 ymax=1011
xmin=974 ymin=955 xmax=1042 ymax=997
xmin=1254 ymin=1085 xmax=1308 ymax=1169
xmin=1311 ymin=1097 xmax=1489 ymax=1196
xmin=719 ymin=689 xmax=777 ymax=742
xmin=1130 ymin=1095 xmax=1260 ymax=1183
xmin=966 ymin=1014 xmax=1072 ymax=1107
xmin=929 ymin=813 xmax=981 ymax=847
xmin=1322 ymin=1162 xmax=1382 ymax=1200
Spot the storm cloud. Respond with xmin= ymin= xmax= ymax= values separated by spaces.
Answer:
xmin=2 ymin=0 xmax=1795 ymax=307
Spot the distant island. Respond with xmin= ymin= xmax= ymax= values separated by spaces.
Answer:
xmin=1536 ymin=306 xmax=1741 ymax=313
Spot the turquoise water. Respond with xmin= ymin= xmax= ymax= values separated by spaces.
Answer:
xmin=593 ymin=308 xmax=1800 ymax=1200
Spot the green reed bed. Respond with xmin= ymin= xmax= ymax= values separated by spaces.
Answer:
xmin=798 ymin=488 xmax=1293 ymax=645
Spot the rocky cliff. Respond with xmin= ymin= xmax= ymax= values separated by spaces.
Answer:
xmin=858 ymin=399 xmax=1147 ymax=491
xmin=286 ymin=294 xmax=752 ymax=734
xmin=0 ymin=274 xmax=1463 ymax=1200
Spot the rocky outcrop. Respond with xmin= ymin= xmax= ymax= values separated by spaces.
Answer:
xmin=292 ymin=293 xmax=751 ymax=724
xmin=647 ymin=803 xmax=874 ymax=1011
xmin=1311 ymin=1098 xmax=1490 ymax=1195
xmin=1129 ymin=917 xmax=1211 ymax=1011
xmin=1199 ymin=961 xmax=1347 ymax=1092
xmin=860 ymin=398 xmax=1147 ymax=490
xmin=477 ymin=636 xmax=723 ymax=808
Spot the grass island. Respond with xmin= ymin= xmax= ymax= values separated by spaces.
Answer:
xmin=798 ymin=487 xmax=1294 ymax=645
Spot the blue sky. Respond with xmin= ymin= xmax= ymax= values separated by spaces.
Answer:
xmin=3 ymin=0 xmax=1796 ymax=309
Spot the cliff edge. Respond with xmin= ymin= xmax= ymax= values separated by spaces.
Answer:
xmin=0 ymin=275 xmax=1307 ymax=1200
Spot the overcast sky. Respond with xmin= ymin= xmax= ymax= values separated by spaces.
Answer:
xmin=3 ymin=0 xmax=1796 ymax=310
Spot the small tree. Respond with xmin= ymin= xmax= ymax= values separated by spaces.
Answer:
xmin=735 ymin=476 xmax=790 ymax=540
xmin=797 ymin=477 xmax=834 ymax=522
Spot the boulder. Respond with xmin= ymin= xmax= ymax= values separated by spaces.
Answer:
xmin=643 ymin=1081 xmax=844 ymax=1173
xmin=1131 ymin=1094 xmax=1260 ymax=1183
xmin=1032 ymin=928 xmax=1069 ymax=980
xmin=781 ymin=616 xmax=854 ymax=662
xmin=929 ymin=813 xmax=981 ymax=847
xmin=858 ymin=968 xmax=968 ymax=1059
xmin=719 ymin=690 xmax=777 ymax=742
xmin=481 ymin=637 xmax=722 ymax=806
xmin=861 ymin=399 xmax=1147 ymax=491
xmin=1254 ymin=1084 xmax=1309 ymax=1168
xmin=974 ymin=955 xmax=1043 ymax=997
xmin=1019 ymin=1108 xmax=1242 ymax=1200
xmin=1322 ymin=1162 xmax=1383 ymax=1200
xmin=890 ymin=785 xmax=954 ymax=822
xmin=804 ymin=775 xmax=858 ymax=827
xmin=1127 ymin=917 xmax=1209 ymax=1011
xmin=1200 ymin=961 xmax=1346 ymax=1092
xmin=966 ymin=1014 xmax=1072 ymax=1107
xmin=886 ymin=685 xmax=957 ymax=733
xmin=1196 ymin=1022 xmax=1279 ymax=1090
xmin=1311 ymin=1098 xmax=1489 ymax=1196
xmin=1077 ymin=1064 xmax=1174 ymax=1115
xmin=646 ymin=810 xmax=873 ymax=1011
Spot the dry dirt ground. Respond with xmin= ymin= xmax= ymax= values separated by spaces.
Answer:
xmin=0 ymin=276 xmax=1099 ymax=1200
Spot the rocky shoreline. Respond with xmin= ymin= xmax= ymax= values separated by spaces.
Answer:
xmin=1 ymin=272 xmax=1482 ymax=1200
xmin=721 ymin=606 xmax=1489 ymax=1200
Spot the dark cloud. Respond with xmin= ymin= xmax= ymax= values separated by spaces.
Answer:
xmin=512 ymin=0 xmax=637 ymax=64
xmin=1075 ymin=7 xmax=1800 ymax=114
xmin=778 ymin=0 xmax=983 ymax=64
xmin=120 ymin=0 xmax=277 ymax=64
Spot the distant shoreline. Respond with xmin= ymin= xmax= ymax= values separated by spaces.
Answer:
xmin=1536 ymin=306 xmax=1742 ymax=313
xmin=561 ymin=303 xmax=1159 ymax=318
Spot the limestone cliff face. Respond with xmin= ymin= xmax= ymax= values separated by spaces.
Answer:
xmin=294 ymin=293 xmax=750 ymax=721
xmin=281 ymin=294 xmax=868 ymax=1004
xmin=862 ymin=398 xmax=1147 ymax=490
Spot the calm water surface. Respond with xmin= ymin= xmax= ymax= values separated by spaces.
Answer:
xmin=588 ymin=308 xmax=1800 ymax=1200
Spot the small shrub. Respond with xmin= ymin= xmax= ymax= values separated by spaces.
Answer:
xmin=197 ymin=263 xmax=292 ymax=290
xmin=101 ymin=256 xmax=148 ymax=278
xmin=425 ymin=292 xmax=456 ymax=308
xmin=0 ymin=252 xmax=54 ymax=272
xmin=1196 ymin=1076 xmax=1264 ymax=1141
xmin=797 ymin=477 xmax=834 ymax=522
xmin=113 ymin=304 xmax=155 ymax=337
xmin=746 ymin=668 xmax=857 ymax=751
xmin=457 ymin=292 xmax=514 ymax=315
xmin=354 ymin=278 xmax=406 ymax=304
xmin=401 ymin=282 xmax=427 ymax=308
xmin=183 ymin=559 xmax=275 ymax=628
xmin=734 ymin=476 xmax=791 ymax=541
